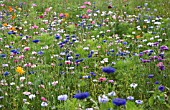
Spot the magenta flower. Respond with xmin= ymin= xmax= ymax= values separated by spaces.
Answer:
xmin=99 ymin=77 xmax=107 ymax=82
xmin=84 ymin=2 xmax=91 ymax=5
xmin=41 ymin=97 xmax=47 ymax=101
xmin=32 ymin=4 xmax=37 ymax=7
xmin=80 ymin=5 xmax=86 ymax=9
xmin=87 ymin=9 xmax=92 ymax=13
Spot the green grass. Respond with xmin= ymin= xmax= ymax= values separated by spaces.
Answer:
xmin=0 ymin=0 xmax=170 ymax=110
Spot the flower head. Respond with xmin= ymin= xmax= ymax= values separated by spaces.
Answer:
xmin=112 ymin=98 xmax=126 ymax=106
xmin=41 ymin=102 xmax=48 ymax=107
xmin=158 ymin=85 xmax=165 ymax=92
xmin=127 ymin=96 xmax=134 ymax=100
xmin=32 ymin=39 xmax=40 ymax=43
xmin=130 ymin=83 xmax=138 ymax=88
xmin=98 ymin=95 xmax=109 ymax=103
xmin=73 ymin=92 xmax=89 ymax=100
xmin=102 ymin=67 xmax=115 ymax=74
xmin=3 ymin=71 xmax=9 ymax=76
xmin=135 ymin=100 xmax=143 ymax=104
xmin=58 ymin=94 xmax=68 ymax=101
xmin=16 ymin=67 xmax=25 ymax=75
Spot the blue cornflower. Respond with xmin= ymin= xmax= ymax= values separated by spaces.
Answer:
xmin=32 ymin=39 xmax=40 ymax=43
xmin=112 ymin=98 xmax=126 ymax=106
xmin=158 ymin=85 xmax=165 ymax=92
xmin=73 ymin=92 xmax=89 ymax=100
xmin=123 ymin=42 xmax=127 ymax=45
xmin=38 ymin=51 xmax=44 ymax=55
xmin=0 ymin=54 xmax=6 ymax=58
xmin=102 ymin=67 xmax=115 ymax=74
xmin=8 ymin=31 xmax=13 ymax=35
xmin=10 ymin=49 xmax=18 ymax=54
xmin=88 ymin=54 xmax=92 ymax=58
xmin=4 ymin=71 xmax=9 ymax=76
xmin=55 ymin=35 xmax=61 ymax=39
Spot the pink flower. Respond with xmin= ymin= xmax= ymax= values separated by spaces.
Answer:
xmin=1 ymin=4 xmax=4 ymax=6
xmin=51 ymin=63 xmax=55 ymax=67
xmin=87 ymin=9 xmax=92 ymax=13
xmin=108 ymin=80 xmax=114 ymax=83
xmin=112 ymin=15 xmax=116 ymax=20
xmin=97 ymin=46 xmax=101 ymax=48
xmin=32 ymin=25 xmax=38 ymax=29
xmin=80 ymin=5 xmax=86 ymax=9
xmin=84 ymin=2 xmax=91 ymax=5
xmin=65 ymin=60 xmax=71 ymax=65
xmin=99 ymin=77 xmax=107 ymax=82
xmin=52 ymin=81 xmax=58 ymax=86
xmin=14 ymin=60 xmax=18 ymax=63
xmin=156 ymin=62 xmax=163 ymax=67
xmin=27 ymin=82 xmax=32 ymax=85
xmin=106 ymin=30 xmax=111 ymax=32
xmin=19 ymin=55 xmax=24 ymax=60
xmin=91 ymin=21 xmax=95 ymax=24
xmin=43 ymin=12 xmax=47 ymax=16
xmin=24 ymin=47 xmax=30 ymax=51
xmin=32 ymin=4 xmax=37 ymax=7
xmin=59 ymin=13 xmax=64 ymax=18
xmin=41 ymin=97 xmax=47 ymax=101
xmin=24 ymin=63 xmax=31 ymax=67
xmin=45 ymin=7 xmax=52 ymax=12
xmin=39 ymin=84 xmax=45 ymax=89
xmin=23 ymin=92 xmax=31 ymax=95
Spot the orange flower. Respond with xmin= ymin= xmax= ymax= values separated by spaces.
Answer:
xmin=136 ymin=35 xmax=141 ymax=39
xmin=64 ymin=13 xmax=69 ymax=18
xmin=11 ymin=13 xmax=16 ymax=20
xmin=2 ymin=23 xmax=8 ymax=27
xmin=10 ymin=27 xmax=16 ymax=31
xmin=9 ymin=6 xmax=13 ymax=12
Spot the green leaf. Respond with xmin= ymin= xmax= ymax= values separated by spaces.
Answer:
xmin=149 ymin=96 xmax=154 ymax=106
xmin=126 ymin=101 xmax=138 ymax=110
xmin=165 ymin=104 xmax=170 ymax=108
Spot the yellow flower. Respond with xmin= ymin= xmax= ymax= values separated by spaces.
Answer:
xmin=143 ymin=25 xmax=146 ymax=28
xmin=16 ymin=67 xmax=25 ymax=75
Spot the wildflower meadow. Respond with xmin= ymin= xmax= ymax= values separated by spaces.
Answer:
xmin=0 ymin=0 xmax=170 ymax=110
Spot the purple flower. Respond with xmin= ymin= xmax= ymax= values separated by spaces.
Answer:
xmin=160 ymin=45 xmax=168 ymax=51
xmin=158 ymin=85 xmax=165 ymax=92
xmin=159 ymin=65 xmax=165 ymax=70
xmin=155 ymin=81 xmax=159 ymax=84
xmin=73 ymin=92 xmax=89 ymax=100
xmin=102 ymin=67 xmax=115 ymax=74
xmin=148 ymin=74 xmax=154 ymax=78
xmin=112 ymin=98 xmax=126 ymax=106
